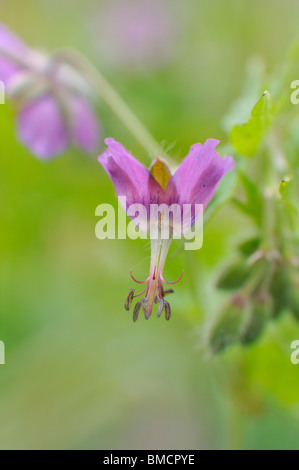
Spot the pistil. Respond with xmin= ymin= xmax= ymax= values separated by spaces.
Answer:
xmin=125 ymin=238 xmax=183 ymax=321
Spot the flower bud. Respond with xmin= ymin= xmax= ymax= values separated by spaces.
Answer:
xmin=269 ymin=264 xmax=291 ymax=317
xmin=240 ymin=293 xmax=271 ymax=345
xmin=209 ymin=295 xmax=248 ymax=354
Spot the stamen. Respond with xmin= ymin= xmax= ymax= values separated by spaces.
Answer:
xmin=164 ymin=289 xmax=175 ymax=296
xmin=154 ymin=279 xmax=162 ymax=304
xmin=157 ymin=299 xmax=165 ymax=318
xmin=141 ymin=297 xmax=150 ymax=320
xmin=161 ymin=270 xmax=184 ymax=285
xmin=133 ymin=286 xmax=148 ymax=298
xmin=133 ymin=301 xmax=142 ymax=322
xmin=154 ymin=289 xmax=174 ymax=304
xmin=164 ymin=300 xmax=171 ymax=321
xmin=130 ymin=270 xmax=150 ymax=284
xmin=124 ymin=289 xmax=135 ymax=311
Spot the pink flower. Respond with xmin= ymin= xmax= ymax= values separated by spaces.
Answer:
xmin=91 ymin=0 xmax=180 ymax=70
xmin=0 ymin=23 xmax=100 ymax=159
xmin=99 ymin=138 xmax=234 ymax=321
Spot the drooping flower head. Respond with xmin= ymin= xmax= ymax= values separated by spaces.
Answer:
xmin=0 ymin=23 xmax=100 ymax=159
xmin=99 ymin=138 xmax=234 ymax=321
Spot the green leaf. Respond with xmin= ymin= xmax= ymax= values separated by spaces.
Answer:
xmin=232 ymin=198 xmax=258 ymax=220
xmin=230 ymin=91 xmax=272 ymax=156
xmin=217 ymin=261 xmax=253 ymax=290
xmin=233 ymin=172 xmax=263 ymax=222
xmin=238 ymin=237 xmax=261 ymax=257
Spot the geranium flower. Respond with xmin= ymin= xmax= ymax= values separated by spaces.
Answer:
xmin=0 ymin=23 xmax=100 ymax=159
xmin=98 ymin=138 xmax=234 ymax=321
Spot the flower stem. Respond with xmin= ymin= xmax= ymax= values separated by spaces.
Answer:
xmin=55 ymin=48 xmax=166 ymax=160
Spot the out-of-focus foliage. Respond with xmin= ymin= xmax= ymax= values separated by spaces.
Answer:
xmin=208 ymin=32 xmax=299 ymax=360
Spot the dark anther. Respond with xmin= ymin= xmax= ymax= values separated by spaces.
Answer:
xmin=155 ymin=289 xmax=174 ymax=304
xmin=157 ymin=299 xmax=165 ymax=318
xmin=133 ymin=301 xmax=142 ymax=322
xmin=164 ymin=289 xmax=174 ymax=296
xmin=124 ymin=289 xmax=135 ymax=311
xmin=164 ymin=300 xmax=171 ymax=321
xmin=141 ymin=297 xmax=150 ymax=320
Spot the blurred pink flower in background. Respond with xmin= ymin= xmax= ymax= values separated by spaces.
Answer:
xmin=90 ymin=0 xmax=182 ymax=70
xmin=0 ymin=23 xmax=100 ymax=159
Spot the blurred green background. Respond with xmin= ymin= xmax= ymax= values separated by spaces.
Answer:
xmin=1 ymin=0 xmax=299 ymax=450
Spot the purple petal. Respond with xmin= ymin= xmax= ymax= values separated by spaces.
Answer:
xmin=167 ymin=139 xmax=234 ymax=211
xmin=166 ymin=143 xmax=202 ymax=197
xmin=17 ymin=94 xmax=69 ymax=159
xmin=69 ymin=95 xmax=100 ymax=153
xmin=98 ymin=138 xmax=165 ymax=212
xmin=0 ymin=23 xmax=28 ymax=85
